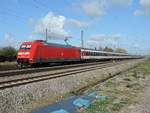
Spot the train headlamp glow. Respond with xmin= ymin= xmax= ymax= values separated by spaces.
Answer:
xmin=18 ymin=52 xmax=30 ymax=55
xmin=24 ymin=52 xmax=30 ymax=55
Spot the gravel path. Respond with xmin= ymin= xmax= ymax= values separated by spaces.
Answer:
xmin=119 ymin=85 xmax=150 ymax=113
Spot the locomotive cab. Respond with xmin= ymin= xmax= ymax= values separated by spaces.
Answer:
xmin=17 ymin=40 xmax=45 ymax=67
xmin=17 ymin=42 xmax=32 ymax=67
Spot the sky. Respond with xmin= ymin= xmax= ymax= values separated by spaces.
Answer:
xmin=0 ymin=0 xmax=150 ymax=55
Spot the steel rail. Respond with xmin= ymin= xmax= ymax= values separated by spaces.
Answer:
xmin=0 ymin=61 xmax=116 ymax=84
xmin=0 ymin=61 xmax=112 ymax=77
xmin=0 ymin=60 xmax=133 ymax=89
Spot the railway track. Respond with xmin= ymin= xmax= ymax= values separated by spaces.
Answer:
xmin=0 ymin=60 xmax=137 ymax=90
xmin=0 ymin=61 xmax=112 ymax=77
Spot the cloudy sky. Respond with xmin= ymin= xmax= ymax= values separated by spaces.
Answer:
xmin=0 ymin=0 xmax=150 ymax=55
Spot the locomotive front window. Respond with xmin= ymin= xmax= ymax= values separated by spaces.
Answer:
xmin=26 ymin=45 xmax=32 ymax=49
xmin=20 ymin=45 xmax=32 ymax=50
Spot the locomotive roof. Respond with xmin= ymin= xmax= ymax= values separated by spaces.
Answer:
xmin=31 ymin=40 xmax=76 ymax=48
xmin=22 ymin=40 xmax=78 ymax=48
xmin=44 ymin=42 xmax=76 ymax=48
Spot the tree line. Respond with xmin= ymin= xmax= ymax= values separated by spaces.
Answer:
xmin=97 ymin=46 xmax=127 ymax=53
xmin=0 ymin=47 xmax=17 ymax=62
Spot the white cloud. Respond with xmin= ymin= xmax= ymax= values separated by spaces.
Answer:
xmin=111 ymin=0 xmax=133 ymax=6
xmin=4 ymin=33 xmax=22 ymax=48
xmin=134 ymin=9 xmax=144 ymax=16
xmin=34 ymin=12 xmax=70 ymax=40
xmin=87 ymin=40 xmax=99 ymax=48
xmin=3 ymin=33 xmax=41 ymax=48
xmin=140 ymin=0 xmax=150 ymax=14
xmin=81 ymin=0 xmax=107 ymax=17
xmin=80 ymin=0 xmax=133 ymax=17
xmin=89 ymin=34 xmax=122 ymax=42
xmin=27 ymin=34 xmax=37 ymax=41
xmin=67 ymin=19 xmax=89 ymax=28
xmin=134 ymin=0 xmax=150 ymax=16
xmin=32 ymin=12 xmax=88 ymax=40
xmin=87 ymin=34 xmax=123 ymax=47
xmin=4 ymin=33 xmax=15 ymax=46
xmin=140 ymin=0 xmax=150 ymax=8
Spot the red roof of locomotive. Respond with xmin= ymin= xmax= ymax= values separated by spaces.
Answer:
xmin=32 ymin=40 xmax=79 ymax=48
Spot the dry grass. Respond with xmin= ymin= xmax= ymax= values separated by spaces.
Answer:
xmin=81 ymin=59 xmax=150 ymax=113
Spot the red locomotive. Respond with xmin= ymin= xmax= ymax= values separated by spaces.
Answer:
xmin=17 ymin=40 xmax=81 ymax=67
xmin=17 ymin=40 xmax=134 ymax=67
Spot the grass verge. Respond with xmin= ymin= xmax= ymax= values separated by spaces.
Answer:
xmin=80 ymin=59 xmax=150 ymax=113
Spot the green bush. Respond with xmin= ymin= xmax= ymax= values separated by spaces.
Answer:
xmin=0 ymin=47 xmax=17 ymax=62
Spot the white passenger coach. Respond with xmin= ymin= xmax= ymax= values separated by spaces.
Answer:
xmin=81 ymin=48 xmax=135 ymax=60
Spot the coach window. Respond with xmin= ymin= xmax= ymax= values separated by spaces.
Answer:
xmin=96 ymin=53 xmax=98 ymax=56
xmin=92 ymin=52 xmax=94 ymax=56
xmin=89 ymin=52 xmax=92 ymax=56
xmin=82 ymin=52 xmax=84 ymax=56
xmin=89 ymin=52 xmax=91 ymax=56
xmin=83 ymin=52 xmax=85 ymax=56
xmin=86 ymin=52 xmax=88 ymax=56
xmin=85 ymin=52 xmax=87 ymax=56
xmin=104 ymin=53 xmax=107 ymax=56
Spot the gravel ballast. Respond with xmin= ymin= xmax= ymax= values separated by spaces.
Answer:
xmin=0 ymin=60 xmax=144 ymax=113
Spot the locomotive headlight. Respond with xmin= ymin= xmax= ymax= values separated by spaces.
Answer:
xmin=24 ymin=52 xmax=30 ymax=55
xmin=18 ymin=52 xmax=23 ymax=55
xmin=18 ymin=52 xmax=30 ymax=55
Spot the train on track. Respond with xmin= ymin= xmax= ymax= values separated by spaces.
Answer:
xmin=17 ymin=40 xmax=140 ymax=67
